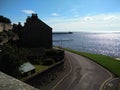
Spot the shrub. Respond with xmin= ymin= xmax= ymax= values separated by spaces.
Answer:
xmin=42 ymin=58 xmax=55 ymax=66
xmin=45 ymin=49 xmax=64 ymax=61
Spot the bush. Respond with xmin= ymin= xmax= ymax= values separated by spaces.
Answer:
xmin=29 ymin=57 xmax=43 ymax=65
xmin=45 ymin=49 xmax=57 ymax=56
xmin=0 ymin=53 xmax=21 ymax=78
xmin=0 ymin=44 xmax=23 ymax=78
xmin=42 ymin=58 xmax=55 ymax=66
xmin=45 ymin=49 xmax=64 ymax=61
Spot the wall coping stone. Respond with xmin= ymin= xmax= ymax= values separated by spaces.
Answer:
xmin=0 ymin=71 xmax=39 ymax=90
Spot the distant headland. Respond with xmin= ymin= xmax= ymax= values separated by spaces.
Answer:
xmin=53 ymin=32 xmax=73 ymax=34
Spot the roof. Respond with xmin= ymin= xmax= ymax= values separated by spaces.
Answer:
xmin=19 ymin=62 xmax=35 ymax=74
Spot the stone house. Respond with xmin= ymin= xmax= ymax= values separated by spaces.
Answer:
xmin=0 ymin=16 xmax=12 ymax=32
xmin=0 ymin=22 xmax=12 ymax=32
xmin=19 ymin=14 xmax=52 ymax=48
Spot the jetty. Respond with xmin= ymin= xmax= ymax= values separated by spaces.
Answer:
xmin=53 ymin=32 xmax=73 ymax=34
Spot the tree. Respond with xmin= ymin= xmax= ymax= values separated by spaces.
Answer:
xmin=0 ymin=16 xmax=11 ymax=23
xmin=0 ymin=44 xmax=21 ymax=78
xmin=0 ymin=53 xmax=21 ymax=78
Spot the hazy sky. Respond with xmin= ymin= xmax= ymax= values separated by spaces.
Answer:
xmin=0 ymin=0 xmax=120 ymax=32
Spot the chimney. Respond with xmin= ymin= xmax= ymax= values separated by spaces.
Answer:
xmin=31 ymin=13 xmax=38 ymax=19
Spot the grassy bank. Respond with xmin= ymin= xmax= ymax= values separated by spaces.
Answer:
xmin=34 ymin=65 xmax=49 ymax=72
xmin=64 ymin=48 xmax=120 ymax=77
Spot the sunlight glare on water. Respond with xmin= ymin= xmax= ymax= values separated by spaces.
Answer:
xmin=53 ymin=32 xmax=120 ymax=58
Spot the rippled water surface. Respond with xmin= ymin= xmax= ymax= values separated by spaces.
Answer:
xmin=53 ymin=32 xmax=120 ymax=58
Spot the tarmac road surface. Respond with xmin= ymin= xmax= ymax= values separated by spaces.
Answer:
xmin=52 ymin=51 xmax=114 ymax=90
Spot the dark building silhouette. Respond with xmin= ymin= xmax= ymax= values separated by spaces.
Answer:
xmin=19 ymin=14 xmax=52 ymax=48
xmin=12 ymin=22 xmax=22 ymax=34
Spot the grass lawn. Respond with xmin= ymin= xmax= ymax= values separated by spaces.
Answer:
xmin=34 ymin=65 xmax=49 ymax=72
xmin=64 ymin=48 xmax=120 ymax=77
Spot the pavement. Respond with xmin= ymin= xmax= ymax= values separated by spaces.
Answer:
xmin=51 ymin=51 xmax=117 ymax=90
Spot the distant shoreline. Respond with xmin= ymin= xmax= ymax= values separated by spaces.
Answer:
xmin=52 ymin=32 xmax=73 ymax=34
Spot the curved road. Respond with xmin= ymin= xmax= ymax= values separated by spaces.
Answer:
xmin=52 ymin=51 xmax=114 ymax=90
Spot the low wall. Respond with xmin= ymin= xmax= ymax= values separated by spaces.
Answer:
xmin=0 ymin=71 xmax=38 ymax=90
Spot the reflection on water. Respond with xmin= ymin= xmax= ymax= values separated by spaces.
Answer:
xmin=53 ymin=32 xmax=120 ymax=58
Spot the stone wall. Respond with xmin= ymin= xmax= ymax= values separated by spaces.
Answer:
xmin=0 ymin=71 xmax=38 ymax=90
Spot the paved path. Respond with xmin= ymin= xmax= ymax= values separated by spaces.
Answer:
xmin=52 ymin=51 xmax=114 ymax=90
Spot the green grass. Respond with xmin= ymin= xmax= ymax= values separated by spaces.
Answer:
xmin=34 ymin=65 xmax=48 ymax=72
xmin=64 ymin=48 xmax=120 ymax=77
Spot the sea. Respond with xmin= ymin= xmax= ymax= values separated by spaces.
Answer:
xmin=53 ymin=32 xmax=120 ymax=58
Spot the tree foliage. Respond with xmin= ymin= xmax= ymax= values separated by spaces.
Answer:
xmin=45 ymin=49 xmax=64 ymax=62
xmin=42 ymin=58 xmax=55 ymax=66
xmin=0 ymin=44 xmax=21 ymax=78
xmin=0 ymin=16 xmax=11 ymax=23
